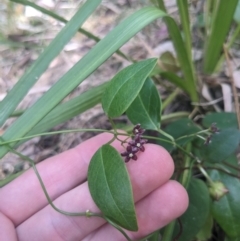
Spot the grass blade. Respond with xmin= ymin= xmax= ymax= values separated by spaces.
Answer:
xmin=160 ymin=72 xmax=190 ymax=94
xmin=0 ymin=0 xmax=102 ymax=127
xmin=163 ymin=17 xmax=198 ymax=101
xmin=203 ymin=1 xmax=239 ymax=74
xmin=28 ymin=82 xmax=108 ymax=136
xmin=157 ymin=0 xmax=198 ymax=101
xmin=177 ymin=0 xmax=192 ymax=59
xmin=10 ymin=0 xmax=130 ymax=61
xmin=0 ymin=7 xmax=166 ymax=158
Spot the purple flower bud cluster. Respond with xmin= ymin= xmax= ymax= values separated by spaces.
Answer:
xmin=121 ymin=124 xmax=148 ymax=162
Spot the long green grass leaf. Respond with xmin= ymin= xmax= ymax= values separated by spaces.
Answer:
xmin=157 ymin=0 xmax=198 ymax=101
xmin=28 ymin=82 xmax=108 ymax=136
xmin=164 ymin=17 xmax=198 ymax=102
xmin=0 ymin=0 xmax=101 ymax=127
xmin=160 ymin=72 xmax=190 ymax=94
xmin=10 ymin=0 xmax=130 ymax=61
xmin=203 ymin=1 xmax=238 ymax=73
xmin=177 ymin=0 xmax=192 ymax=59
xmin=0 ymin=7 xmax=166 ymax=158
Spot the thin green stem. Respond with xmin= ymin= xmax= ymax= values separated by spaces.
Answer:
xmin=222 ymin=161 xmax=240 ymax=172
xmin=175 ymin=129 xmax=210 ymax=141
xmin=13 ymin=149 xmax=102 ymax=217
xmin=157 ymin=129 xmax=175 ymax=144
xmin=104 ymin=217 xmax=133 ymax=241
xmin=0 ymin=128 xmax=116 ymax=146
xmin=0 ymin=136 xmax=102 ymax=218
xmin=179 ymin=143 xmax=192 ymax=188
xmin=198 ymin=164 xmax=215 ymax=185
xmin=161 ymin=111 xmax=189 ymax=123
xmin=161 ymin=88 xmax=181 ymax=111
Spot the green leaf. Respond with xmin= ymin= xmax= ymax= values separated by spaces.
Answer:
xmin=176 ymin=0 xmax=192 ymax=59
xmin=203 ymin=0 xmax=239 ymax=73
xmin=102 ymin=59 xmax=157 ymax=118
xmin=225 ymin=237 xmax=240 ymax=241
xmin=197 ymin=128 xmax=240 ymax=163
xmin=196 ymin=213 xmax=213 ymax=241
xmin=209 ymin=167 xmax=240 ymax=238
xmin=10 ymin=0 xmax=129 ymax=61
xmin=173 ymin=178 xmax=210 ymax=241
xmin=88 ymin=144 xmax=138 ymax=231
xmin=0 ymin=7 xmax=166 ymax=158
xmin=206 ymin=155 xmax=239 ymax=176
xmin=0 ymin=83 xmax=107 ymax=149
xmin=160 ymin=72 xmax=190 ymax=94
xmin=234 ymin=0 xmax=240 ymax=23
xmin=161 ymin=17 xmax=198 ymax=101
xmin=148 ymin=231 xmax=160 ymax=241
xmin=160 ymin=52 xmax=179 ymax=72
xmin=202 ymin=112 xmax=238 ymax=130
xmin=0 ymin=0 xmax=101 ymax=127
xmin=126 ymin=78 xmax=161 ymax=130
xmin=157 ymin=118 xmax=200 ymax=152
xmin=26 ymin=82 xmax=108 ymax=137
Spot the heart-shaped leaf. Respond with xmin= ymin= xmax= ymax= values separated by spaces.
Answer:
xmin=88 ymin=144 xmax=138 ymax=231
xmin=126 ymin=78 xmax=161 ymax=130
xmin=173 ymin=178 xmax=210 ymax=241
xmin=102 ymin=58 xmax=157 ymax=118
xmin=209 ymin=166 xmax=240 ymax=238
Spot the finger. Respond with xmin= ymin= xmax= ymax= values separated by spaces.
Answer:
xmin=16 ymin=144 xmax=174 ymax=241
xmin=84 ymin=180 xmax=188 ymax=241
xmin=0 ymin=132 xmax=124 ymax=225
xmin=0 ymin=212 xmax=18 ymax=241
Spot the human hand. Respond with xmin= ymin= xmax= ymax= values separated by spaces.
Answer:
xmin=0 ymin=133 xmax=188 ymax=241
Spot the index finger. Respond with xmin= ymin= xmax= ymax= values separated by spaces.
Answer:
xmin=0 ymin=132 xmax=123 ymax=225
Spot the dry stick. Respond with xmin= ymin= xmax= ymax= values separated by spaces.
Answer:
xmin=223 ymin=44 xmax=240 ymax=129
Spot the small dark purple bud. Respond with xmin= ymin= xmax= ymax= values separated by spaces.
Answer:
xmin=210 ymin=123 xmax=220 ymax=133
xmin=134 ymin=135 xmax=141 ymax=142
xmin=126 ymin=145 xmax=132 ymax=152
xmin=204 ymin=135 xmax=212 ymax=145
xmin=140 ymin=139 xmax=147 ymax=144
xmin=132 ymin=155 xmax=138 ymax=161
xmin=139 ymin=146 xmax=145 ymax=152
xmin=128 ymin=140 xmax=135 ymax=146
xmin=121 ymin=151 xmax=128 ymax=157
xmin=125 ymin=156 xmax=131 ymax=162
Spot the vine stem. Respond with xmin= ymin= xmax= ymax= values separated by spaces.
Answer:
xmin=197 ymin=164 xmax=215 ymax=186
xmin=0 ymin=136 xmax=134 ymax=241
xmin=180 ymin=143 xmax=192 ymax=188
xmin=0 ymin=137 xmax=102 ymax=218
xmin=157 ymin=129 xmax=175 ymax=144
xmin=0 ymin=128 xmax=120 ymax=146
xmin=175 ymin=129 xmax=210 ymax=141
